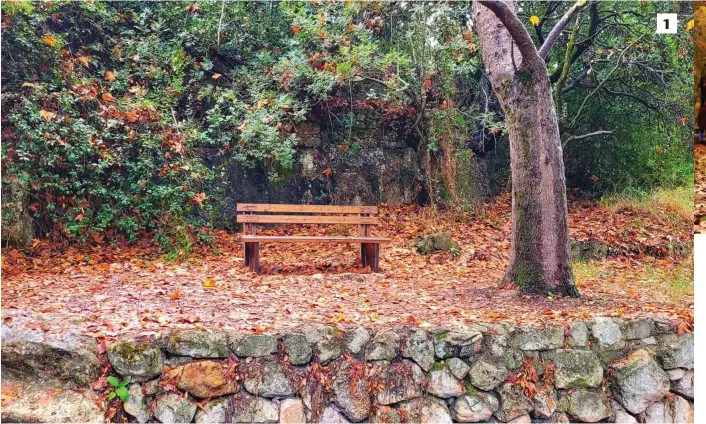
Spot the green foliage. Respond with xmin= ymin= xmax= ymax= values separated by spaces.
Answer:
xmin=106 ymin=376 xmax=129 ymax=402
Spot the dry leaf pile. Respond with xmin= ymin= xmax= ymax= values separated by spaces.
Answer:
xmin=2 ymin=194 xmax=693 ymax=339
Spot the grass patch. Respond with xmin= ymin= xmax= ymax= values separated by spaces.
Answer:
xmin=641 ymin=253 xmax=694 ymax=303
xmin=598 ymin=186 xmax=693 ymax=227
xmin=572 ymin=261 xmax=614 ymax=288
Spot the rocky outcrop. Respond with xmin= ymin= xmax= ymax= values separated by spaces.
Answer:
xmin=415 ymin=232 xmax=456 ymax=254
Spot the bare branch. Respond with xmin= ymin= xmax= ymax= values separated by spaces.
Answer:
xmin=562 ymin=129 xmax=613 ymax=148
xmin=538 ymin=0 xmax=588 ymax=59
xmin=477 ymin=0 xmax=540 ymax=63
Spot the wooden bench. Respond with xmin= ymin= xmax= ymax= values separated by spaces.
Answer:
xmin=236 ymin=204 xmax=389 ymax=273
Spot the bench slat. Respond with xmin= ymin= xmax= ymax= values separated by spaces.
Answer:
xmin=241 ymin=235 xmax=389 ymax=243
xmin=238 ymin=215 xmax=379 ymax=225
xmin=237 ymin=204 xmax=377 ymax=214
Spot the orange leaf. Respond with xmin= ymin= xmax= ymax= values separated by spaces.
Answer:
xmin=203 ymin=279 xmax=217 ymax=289
xmin=168 ymin=290 xmax=181 ymax=300
xmin=104 ymin=70 xmax=116 ymax=81
xmin=39 ymin=110 xmax=56 ymax=122
xmin=322 ymin=168 xmax=332 ymax=177
xmin=292 ymin=25 xmax=301 ymax=34
xmin=42 ymin=34 xmax=57 ymax=47
xmin=102 ymin=93 xmax=114 ymax=101
xmin=212 ymin=73 xmax=222 ymax=79
xmin=76 ymin=55 xmax=92 ymax=67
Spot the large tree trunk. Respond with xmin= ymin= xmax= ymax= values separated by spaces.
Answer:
xmin=473 ymin=1 xmax=579 ymax=297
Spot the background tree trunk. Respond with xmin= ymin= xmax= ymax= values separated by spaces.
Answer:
xmin=473 ymin=0 xmax=579 ymax=297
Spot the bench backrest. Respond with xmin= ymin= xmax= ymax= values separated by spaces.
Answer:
xmin=236 ymin=204 xmax=379 ymax=234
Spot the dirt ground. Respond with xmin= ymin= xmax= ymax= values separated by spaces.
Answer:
xmin=1 ymin=194 xmax=693 ymax=339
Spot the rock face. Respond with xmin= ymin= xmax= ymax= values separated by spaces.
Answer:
xmin=427 ymin=367 xmax=466 ymax=398
xmin=230 ymin=393 xmax=279 ymax=423
xmin=195 ymin=398 xmax=229 ymax=423
xmin=656 ymin=334 xmax=694 ymax=370
xmin=415 ymin=232 xmax=455 ymax=254
xmin=1 ymin=325 xmax=101 ymax=386
xmin=622 ymin=318 xmax=655 ymax=340
xmin=1 ymin=385 xmax=104 ymax=423
xmin=154 ymin=393 xmax=197 ymax=424
xmin=279 ymin=398 xmax=306 ymax=424
xmin=374 ymin=360 xmax=424 ymax=405
xmin=242 ymin=361 xmax=294 ymax=398
xmin=367 ymin=331 xmax=400 ymax=361
xmin=402 ymin=329 xmax=435 ymax=372
xmin=452 ymin=393 xmax=499 ymax=422
xmin=305 ymin=326 xmax=343 ymax=364
xmin=231 ymin=334 xmax=278 ymax=358
xmin=107 ymin=340 xmax=163 ymax=383
xmin=566 ymin=389 xmax=610 ymax=423
xmin=343 ymin=327 xmax=370 ymax=354
xmin=494 ymin=382 xmax=533 ymax=422
xmin=468 ymin=359 xmax=508 ymax=391
xmin=542 ymin=350 xmax=603 ymax=389
xmin=447 ymin=358 xmax=470 ymax=379
xmin=124 ymin=384 xmax=149 ymax=423
xmin=611 ymin=349 xmax=670 ymax=414
xmin=174 ymin=360 xmax=240 ymax=398
xmin=282 ymin=334 xmax=312 ymax=365
xmin=320 ymin=405 xmax=350 ymax=423
xmin=514 ymin=326 xmax=563 ymax=350
xmin=332 ymin=359 xmax=371 ymax=421
xmin=671 ymin=369 xmax=694 ymax=399
xmin=167 ymin=330 xmax=229 ymax=358
xmin=637 ymin=394 xmax=690 ymax=424
xmin=568 ymin=322 xmax=589 ymax=347
xmin=570 ymin=240 xmax=609 ymax=261
xmin=420 ymin=397 xmax=453 ymax=424
xmin=435 ymin=329 xmax=483 ymax=358
xmin=590 ymin=318 xmax=623 ymax=348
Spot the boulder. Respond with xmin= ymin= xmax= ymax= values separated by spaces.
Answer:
xmin=332 ymin=359 xmax=371 ymax=421
xmin=435 ymin=329 xmax=483 ymax=358
xmin=532 ymin=385 xmax=557 ymax=419
xmin=421 ymin=397 xmax=453 ymax=424
xmin=621 ymin=318 xmax=655 ymax=340
xmin=671 ymin=369 xmax=694 ymax=399
xmin=195 ymin=397 xmax=229 ymax=423
xmin=230 ymin=334 xmax=277 ymax=358
xmin=107 ymin=340 xmax=163 ymax=383
xmin=369 ymin=406 xmax=401 ymax=423
xmin=242 ymin=361 xmax=294 ymax=398
xmin=468 ymin=359 xmax=508 ymax=391
xmin=282 ymin=334 xmax=312 ymax=365
xmin=343 ymin=327 xmax=370 ymax=354
xmin=666 ymin=368 xmax=686 ymax=380
xmin=611 ymin=349 xmax=670 ymax=414
xmin=415 ymin=232 xmax=455 ymax=254
xmin=514 ymin=326 xmax=563 ymax=351
xmin=447 ymin=358 xmax=470 ymax=380
xmin=367 ymin=331 xmax=400 ymax=361
xmin=590 ymin=318 xmax=623 ymax=349
xmin=656 ymin=334 xmax=694 ymax=370
xmin=319 ymin=405 xmax=350 ymax=423
xmin=637 ymin=394 xmax=689 ymax=424
xmin=124 ymin=384 xmax=149 ymax=423
xmin=402 ymin=329 xmax=435 ymax=372
xmin=304 ymin=326 xmax=344 ymax=364
xmin=566 ymin=389 xmax=610 ymax=423
xmin=494 ymin=382 xmax=533 ymax=422
xmin=427 ymin=367 xmax=465 ymax=398
xmin=541 ymin=349 xmax=603 ymax=389
xmin=230 ymin=393 xmax=279 ymax=423
xmin=154 ymin=393 xmax=197 ymax=424
xmin=174 ymin=360 xmax=240 ymax=398
xmin=570 ymin=239 xmax=608 ymax=261
xmin=567 ymin=322 xmax=588 ymax=347
xmin=1 ymin=323 xmax=101 ymax=386
xmin=611 ymin=400 xmax=638 ymax=424
xmin=374 ymin=360 xmax=424 ymax=405
xmin=452 ymin=392 xmax=499 ymax=422
xmin=279 ymin=398 xmax=306 ymax=424
xmin=0 ymin=385 xmax=104 ymax=423
xmin=167 ymin=330 xmax=229 ymax=358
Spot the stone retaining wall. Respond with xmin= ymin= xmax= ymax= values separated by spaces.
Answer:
xmin=0 ymin=317 xmax=694 ymax=423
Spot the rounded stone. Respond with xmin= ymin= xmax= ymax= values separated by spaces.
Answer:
xmin=108 ymin=340 xmax=164 ymax=383
xmin=452 ymin=392 xmax=499 ymax=422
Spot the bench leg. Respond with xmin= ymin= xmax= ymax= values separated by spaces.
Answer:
xmin=244 ymin=243 xmax=250 ymax=266
xmin=360 ymin=243 xmax=367 ymax=266
xmin=250 ymin=242 xmax=260 ymax=274
xmin=365 ymin=243 xmax=379 ymax=272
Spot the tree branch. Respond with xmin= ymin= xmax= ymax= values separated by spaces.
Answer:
xmin=477 ymin=0 xmax=540 ymax=63
xmin=538 ymin=0 xmax=588 ymax=59
xmin=562 ymin=130 xmax=613 ymax=148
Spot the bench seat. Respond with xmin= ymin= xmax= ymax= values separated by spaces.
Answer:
xmin=240 ymin=235 xmax=390 ymax=243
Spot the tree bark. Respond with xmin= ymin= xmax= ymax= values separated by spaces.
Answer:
xmin=473 ymin=0 xmax=579 ymax=297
